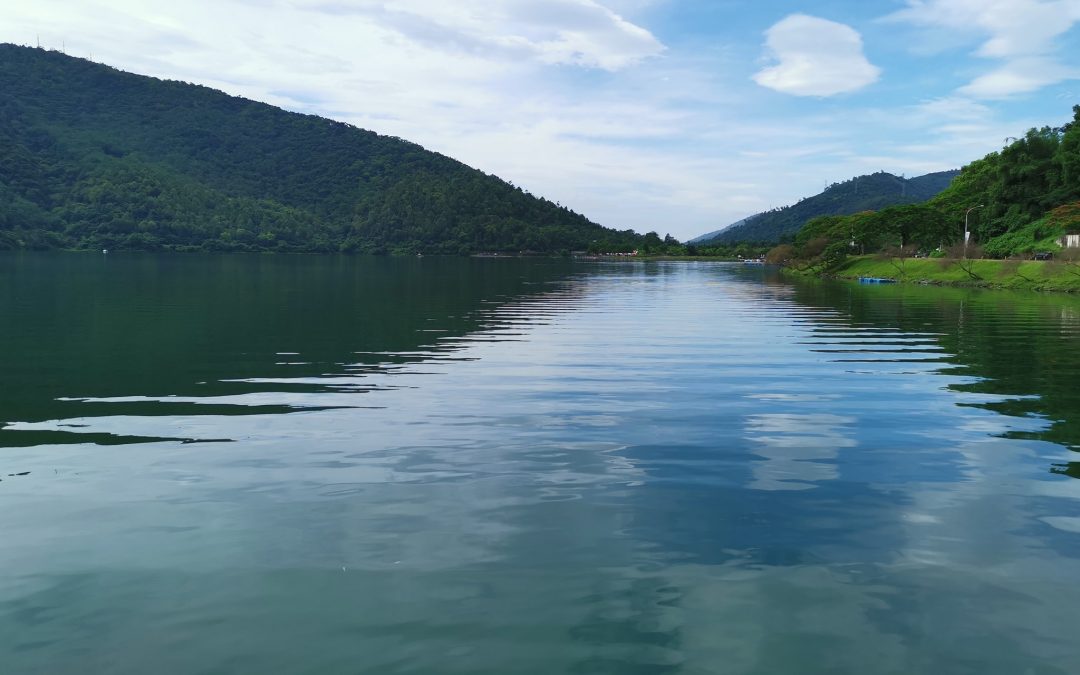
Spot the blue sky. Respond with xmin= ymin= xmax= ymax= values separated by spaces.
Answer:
xmin=2 ymin=0 xmax=1079 ymax=240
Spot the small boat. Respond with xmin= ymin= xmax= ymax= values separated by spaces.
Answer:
xmin=858 ymin=277 xmax=896 ymax=284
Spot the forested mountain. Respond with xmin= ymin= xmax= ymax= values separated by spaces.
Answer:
xmin=0 ymin=45 xmax=641 ymax=254
xmin=698 ymin=170 xmax=958 ymax=245
xmin=687 ymin=218 xmax=746 ymax=245
xmin=791 ymin=106 xmax=1080 ymax=260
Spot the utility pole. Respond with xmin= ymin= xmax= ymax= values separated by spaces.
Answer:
xmin=964 ymin=204 xmax=984 ymax=259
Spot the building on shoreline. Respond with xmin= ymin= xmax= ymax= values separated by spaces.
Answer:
xmin=1057 ymin=233 xmax=1080 ymax=249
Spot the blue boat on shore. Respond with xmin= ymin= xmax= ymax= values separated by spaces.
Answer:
xmin=858 ymin=277 xmax=897 ymax=284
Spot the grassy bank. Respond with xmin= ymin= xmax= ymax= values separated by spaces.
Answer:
xmin=810 ymin=256 xmax=1080 ymax=292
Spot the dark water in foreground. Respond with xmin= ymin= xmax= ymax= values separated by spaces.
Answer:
xmin=2 ymin=253 xmax=1080 ymax=674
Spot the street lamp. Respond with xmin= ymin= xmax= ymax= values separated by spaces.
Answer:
xmin=964 ymin=204 xmax=984 ymax=259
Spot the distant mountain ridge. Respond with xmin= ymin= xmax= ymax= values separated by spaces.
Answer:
xmin=0 ymin=44 xmax=640 ymax=253
xmin=695 ymin=170 xmax=960 ymax=245
xmin=791 ymin=106 xmax=1080 ymax=260
xmin=688 ymin=218 xmax=746 ymax=245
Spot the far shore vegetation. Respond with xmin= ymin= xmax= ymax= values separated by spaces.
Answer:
xmin=756 ymin=105 xmax=1080 ymax=291
xmin=3 ymin=44 xmax=1078 ymax=275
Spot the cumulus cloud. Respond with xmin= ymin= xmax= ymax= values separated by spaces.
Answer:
xmin=752 ymin=14 xmax=881 ymax=97
xmin=888 ymin=0 xmax=1080 ymax=97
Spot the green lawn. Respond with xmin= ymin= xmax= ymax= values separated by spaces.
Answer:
xmin=820 ymin=256 xmax=1080 ymax=292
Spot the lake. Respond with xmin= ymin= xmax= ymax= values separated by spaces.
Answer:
xmin=2 ymin=252 xmax=1080 ymax=674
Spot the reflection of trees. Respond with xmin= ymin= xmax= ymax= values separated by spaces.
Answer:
xmin=789 ymin=280 xmax=1080 ymax=467
xmin=0 ymin=254 xmax=585 ymax=446
xmin=9 ymin=261 xmax=1080 ymax=672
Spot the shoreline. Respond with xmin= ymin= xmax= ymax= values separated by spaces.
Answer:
xmin=790 ymin=256 xmax=1080 ymax=293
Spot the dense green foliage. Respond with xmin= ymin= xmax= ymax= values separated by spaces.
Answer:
xmin=784 ymin=106 xmax=1080 ymax=264
xmin=796 ymin=203 xmax=952 ymax=252
xmin=935 ymin=119 xmax=1080 ymax=240
xmin=695 ymin=170 xmax=958 ymax=245
xmin=0 ymin=45 xmax=642 ymax=254
xmin=580 ymin=231 xmax=768 ymax=259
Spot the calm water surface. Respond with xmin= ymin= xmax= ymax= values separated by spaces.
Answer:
xmin=2 ymin=253 xmax=1080 ymax=674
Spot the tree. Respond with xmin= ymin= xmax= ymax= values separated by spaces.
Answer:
xmin=0 ymin=44 xmax=645 ymax=254
xmin=641 ymin=231 xmax=663 ymax=254
xmin=765 ymin=244 xmax=795 ymax=265
xmin=801 ymin=237 xmax=829 ymax=259
xmin=879 ymin=244 xmax=917 ymax=278
xmin=821 ymin=241 xmax=849 ymax=269
xmin=942 ymin=243 xmax=984 ymax=279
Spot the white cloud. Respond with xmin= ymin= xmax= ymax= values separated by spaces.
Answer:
xmin=889 ymin=0 xmax=1080 ymax=97
xmin=959 ymin=57 xmax=1080 ymax=98
xmin=0 ymin=0 xmax=725 ymax=237
xmin=889 ymin=0 xmax=1080 ymax=57
xmin=752 ymin=14 xmax=881 ymax=97
xmin=0 ymin=0 xmax=1071 ymax=242
xmin=912 ymin=96 xmax=993 ymax=121
xmin=291 ymin=0 xmax=664 ymax=71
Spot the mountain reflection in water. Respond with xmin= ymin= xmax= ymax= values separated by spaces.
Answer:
xmin=1 ymin=254 xmax=1079 ymax=674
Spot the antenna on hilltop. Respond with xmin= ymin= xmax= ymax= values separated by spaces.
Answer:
xmin=36 ymin=34 xmax=40 ymax=48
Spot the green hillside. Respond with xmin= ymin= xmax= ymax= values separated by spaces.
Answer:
xmin=0 ymin=45 xmax=641 ymax=254
xmin=698 ymin=170 xmax=958 ymax=245
xmin=792 ymin=107 xmax=1080 ymax=260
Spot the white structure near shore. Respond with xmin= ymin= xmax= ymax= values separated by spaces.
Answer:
xmin=1058 ymin=233 xmax=1080 ymax=248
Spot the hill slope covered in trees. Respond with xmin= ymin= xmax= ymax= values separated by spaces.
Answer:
xmin=696 ymin=170 xmax=958 ymax=245
xmin=790 ymin=106 xmax=1080 ymax=261
xmin=0 ymin=45 xmax=641 ymax=254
